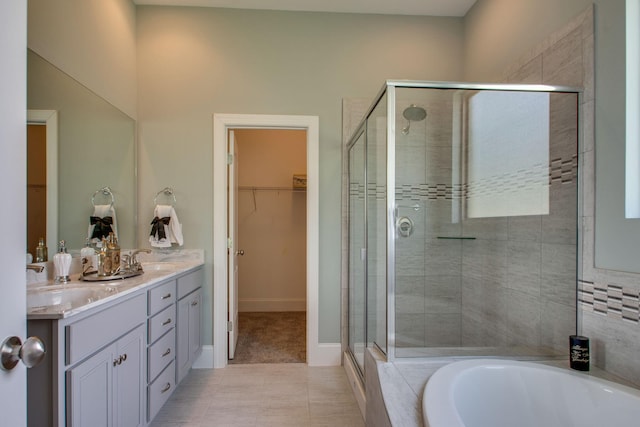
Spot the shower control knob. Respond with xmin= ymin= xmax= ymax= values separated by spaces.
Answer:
xmin=0 ymin=336 xmax=46 ymax=370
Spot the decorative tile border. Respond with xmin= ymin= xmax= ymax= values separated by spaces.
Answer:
xmin=579 ymin=280 xmax=640 ymax=323
xmin=349 ymin=153 xmax=578 ymax=202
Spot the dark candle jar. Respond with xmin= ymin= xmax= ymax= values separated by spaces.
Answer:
xmin=569 ymin=335 xmax=590 ymax=371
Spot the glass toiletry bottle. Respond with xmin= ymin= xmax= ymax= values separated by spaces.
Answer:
xmin=98 ymin=237 xmax=110 ymax=276
xmin=111 ymin=233 xmax=120 ymax=274
xmin=80 ymin=238 xmax=96 ymax=275
xmin=35 ymin=237 xmax=48 ymax=262
xmin=53 ymin=240 xmax=72 ymax=283
xmin=108 ymin=233 xmax=121 ymax=273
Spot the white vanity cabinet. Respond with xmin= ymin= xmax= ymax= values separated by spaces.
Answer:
xmin=176 ymin=268 xmax=203 ymax=384
xmin=67 ymin=324 xmax=145 ymax=427
xmin=28 ymin=293 xmax=147 ymax=427
xmin=27 ymin=262 xmax=205 ymax=427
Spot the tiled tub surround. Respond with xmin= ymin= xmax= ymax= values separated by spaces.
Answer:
xmin=365 ymin=349 xmax=640 ymax=427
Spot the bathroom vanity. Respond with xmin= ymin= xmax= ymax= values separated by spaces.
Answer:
xmin=26 ymin=258 xmax=204 ymax=427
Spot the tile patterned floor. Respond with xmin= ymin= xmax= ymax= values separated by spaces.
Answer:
xmin=150 ymin=363 xmax=365 ymax=427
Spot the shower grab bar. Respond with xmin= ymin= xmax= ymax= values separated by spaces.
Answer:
xmin=437 ymin=236 xmax=476 ymax=240
xmin=395 ymin=204 xmax=421 ymax=211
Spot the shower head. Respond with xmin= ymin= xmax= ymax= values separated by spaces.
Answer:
xmin=403 ymin=104 xmax=427 ymax=122
xmin=401 ymin=104 xmax=427 ymax=135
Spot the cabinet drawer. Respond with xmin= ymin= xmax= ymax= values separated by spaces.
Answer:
xmin=148 ymin=304 xmax=176 ymax=344
xmin=177 ymin=268 xmax=203 ymax=299
xmin=66 ymin=294 xmax=145 ymax=366
xmin=148 ymin=328 xmax=175 ymax=382
xmin=148 ymin=361 xmax=175 ymax=423
xmin=148 ymin=280 xmax=176 ymax=315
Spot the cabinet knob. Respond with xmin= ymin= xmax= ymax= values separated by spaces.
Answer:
xmin=1 ymin=336 xmax=46 ymax=370
xmin=191 ymin=300 xmax=199 ymax=306
xmin=161 ymin=293 xmax=172 ymax=300
xmin=162 ymin=348 xmax=171 ymax=357
xmin=161 ymin=383 xmax=171 ymax=393
xmin=162 ymin=318 xmax=172 ymax=326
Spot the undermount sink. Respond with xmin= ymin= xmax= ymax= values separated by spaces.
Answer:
xmin=140 ymin=262 xmax=183 ymax=272
xmin=28 ymin=286 xmax=117 ymax=312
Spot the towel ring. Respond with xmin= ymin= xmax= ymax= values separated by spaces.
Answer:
xmin=154 ymin=187 xmax=177 ymax=206
xmin=91 ymin=186 xmax=115 ymax=207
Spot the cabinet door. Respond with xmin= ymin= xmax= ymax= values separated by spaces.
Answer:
xmin=188 ymin=289 xmax=202 ymax=362
xmin=176 ymin=295 xmax=190 ymax=383
xmin=67 ymin=343 xmax=115 ymax=427
xmin=114 ymin=325 xmax=145 ymax=427
xmin=176 ymin=288 xmax=202 ymax=384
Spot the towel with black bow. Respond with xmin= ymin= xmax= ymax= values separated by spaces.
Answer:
xmin=149 ymin=204 xmax=183 ymax=247
xmin=88 ymin=204 xmax=118 ymax=243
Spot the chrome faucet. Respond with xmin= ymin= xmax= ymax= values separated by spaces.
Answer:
xmin=123 ymin=249 xmax=152 ymax=272
xmin=27 ymin=264 xmax=45 ymax=273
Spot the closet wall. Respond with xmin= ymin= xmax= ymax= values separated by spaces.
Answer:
xmin=235 ymin=129 xmax=307 ymax=312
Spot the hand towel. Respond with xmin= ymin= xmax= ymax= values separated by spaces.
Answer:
xmin=88 ymin=204 xmax=118 ymax=243
xmin=149 ymin=204 xmax=183 ymax=247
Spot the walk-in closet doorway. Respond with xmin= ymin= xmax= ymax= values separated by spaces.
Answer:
xmin=212 ymin=113 xmax=321 ymax=369
xmin=228 ymin=128 xmax=308 ymax=364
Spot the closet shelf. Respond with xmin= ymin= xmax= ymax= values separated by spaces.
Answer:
xmin=238 ymin=186 xmax=306 ymax=193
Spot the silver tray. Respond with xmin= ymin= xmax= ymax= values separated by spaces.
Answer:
xmin=80 ymin=270 xmax=144 ymax=282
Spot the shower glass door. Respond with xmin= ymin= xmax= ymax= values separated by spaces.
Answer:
xmin=391 ymin=85 xmax=578 ymax=359
xmin=348 ymin=128 xmax=366 ymax=372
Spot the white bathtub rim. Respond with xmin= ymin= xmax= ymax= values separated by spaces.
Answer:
xmin=423 ymin=358 xmax=640 ymax=427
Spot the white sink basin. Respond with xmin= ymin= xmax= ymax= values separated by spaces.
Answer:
xmin=28 ymin=286 xmax=117 ymax=312
xmin=140 ymin=262 xmax=183 ymax=272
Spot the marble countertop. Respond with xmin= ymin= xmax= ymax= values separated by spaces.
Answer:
xmin=27 ymin=249 xmax=204 ymax=320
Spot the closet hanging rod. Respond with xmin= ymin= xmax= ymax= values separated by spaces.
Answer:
xmin=238 ymin=186 xmax=306 ymax=192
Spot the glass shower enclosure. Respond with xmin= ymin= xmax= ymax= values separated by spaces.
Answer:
xmin=347 ymin=81 xmax=581 ymax=376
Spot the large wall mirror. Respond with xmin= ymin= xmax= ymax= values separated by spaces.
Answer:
xmin=27 ymin=49 xmax=136 ymax=254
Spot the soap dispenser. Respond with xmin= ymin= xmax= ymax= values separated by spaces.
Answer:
xmin=53 ymin=240 xmax=72 ymax=283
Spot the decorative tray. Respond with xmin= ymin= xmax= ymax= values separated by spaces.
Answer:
xmin=80 ymin=270 xmax=144 ymax=282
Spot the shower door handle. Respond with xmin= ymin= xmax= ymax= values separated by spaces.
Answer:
xmin=235 ymin=250 xmax=245 ymax=256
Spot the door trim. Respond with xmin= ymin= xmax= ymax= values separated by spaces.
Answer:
xmin=27 ymin=110 xmax=58 ymax=255
xmin=212 ymin=114 xmax=323 ymax=367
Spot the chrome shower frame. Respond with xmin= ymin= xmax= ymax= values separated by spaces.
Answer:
xmin=345 ymin=80 xmax=583 ymax=368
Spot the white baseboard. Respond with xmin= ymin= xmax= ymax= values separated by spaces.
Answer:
xmin=307 ymin=343 xmax=341 ymax=366
xmin=192 ymin=345 xmax=214 ymax=369
xmin=239 ymin=298 xmax=306 ymax=312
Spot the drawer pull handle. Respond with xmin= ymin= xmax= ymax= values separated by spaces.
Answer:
xmin=113 ymin=353 xmax=127 ymax=366
xmin=191 ymin=300 xmax=199 ymax=306
xmin=161 ymin=383 xmax=171 ymax=393
xmin=162 ymin=348 xmax=171 ymax=357
xmin=162 ymin=318 xmax=172 ymax=326
xmin=161 ymin=293 xmax=172 ymax=300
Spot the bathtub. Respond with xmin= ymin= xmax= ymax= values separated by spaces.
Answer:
xmin=423 ymin=359 xmax=640 ymax=427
